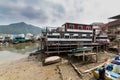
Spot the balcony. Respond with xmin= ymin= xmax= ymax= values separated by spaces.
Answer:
xmin=108 ymin=34 xmax=116 ymax=37
xmin=47 ymin=38 xmax=92 ymax=42
xmin=117 ymin=27 xmax=120 ymax=30
xmin=116 ymin=35 xmax=120 ymax=38
xmin=66 ymin=29 xmax=93 ymax=33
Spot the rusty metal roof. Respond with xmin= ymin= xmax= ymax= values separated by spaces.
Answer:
xmin=109 ymin=15 xmax=120 ymax=19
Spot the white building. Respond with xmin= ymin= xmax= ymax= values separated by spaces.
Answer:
xmin=25 ymin=33 xmax=33 ymax=40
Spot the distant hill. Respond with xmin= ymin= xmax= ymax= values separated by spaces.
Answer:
xmin=0 ymin=22 xmax=43 ymax=35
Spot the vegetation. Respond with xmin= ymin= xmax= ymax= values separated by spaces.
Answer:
xmin=0 ymin=22 xmax=43 ymax=35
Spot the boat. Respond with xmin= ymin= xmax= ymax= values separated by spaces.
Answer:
xmin=44 ymin=56 xmax=61 ymax=65
xmin=13 ymin=35 xmax=26 ymax=44
xmin=92 ymin=56 xmax=120 ymax=80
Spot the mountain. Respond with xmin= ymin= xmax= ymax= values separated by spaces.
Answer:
xmin=0 ymin=22 xmax=43 ymax=35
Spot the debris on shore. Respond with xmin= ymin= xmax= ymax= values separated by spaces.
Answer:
xmin=27 ymin=50 xmax=116 ymax=80
xmin=44 ymin=56 xmax=61 ymax=65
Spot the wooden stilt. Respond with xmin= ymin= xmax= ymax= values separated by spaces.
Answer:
xmin=70 ymin=62 xmax=83 ymax=77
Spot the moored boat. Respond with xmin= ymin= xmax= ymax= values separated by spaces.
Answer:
xmin=92 ymin=56 xmax=120 ymax=80
xmin=44 ymin=56 xmax=61 ymax=65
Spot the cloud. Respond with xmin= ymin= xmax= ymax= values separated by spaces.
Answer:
xmin=0 ymin=0 xmax=120 ymax=27
xmin=21 ymin=6 xmax=48 ymax=23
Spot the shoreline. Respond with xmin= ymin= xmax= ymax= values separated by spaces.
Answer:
xmin=0 ymin=41 xmax=40 ymax=66
xmin=0 ymin=57 xmax=27 ymax=69
xmin=0 ymin=50 xmax=117 ymax=80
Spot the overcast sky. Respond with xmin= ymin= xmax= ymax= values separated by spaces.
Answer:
xmin=0 ymin=0 xmax=120 ymax=27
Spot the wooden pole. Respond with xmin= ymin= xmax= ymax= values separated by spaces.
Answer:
xmin=96 ymin=46 xmax=98 ymax=62
xmin=83 ymin=51 xmax=85 ymax=61
xmin=70 ymin=62 xmax=83 ymax=77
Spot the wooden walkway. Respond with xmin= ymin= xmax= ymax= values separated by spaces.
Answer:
xmin=45 ymin=50 xmax=69 ymax=54
xmin=68 ymin=52 xmax=96 ymax=57
xmin=75 ymin=52 xmax=96 ymax=57
xmin=68 ymin=52 xmax=97 ymax=62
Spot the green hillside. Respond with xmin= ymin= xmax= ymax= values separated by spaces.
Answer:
xmin=0 ymin=22 xmax=43 ymax=35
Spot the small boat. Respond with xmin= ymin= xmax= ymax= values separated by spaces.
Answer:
xmin=92 ymin=56 xmax=120 ymax=80
xmin=44 ymin=56 xmax=61 ymax=65
xmin=12 ymin=41 xmax=19 ymax=44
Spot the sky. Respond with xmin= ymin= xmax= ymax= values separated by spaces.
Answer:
xmin=0 ymin=0 xmax=120 ymax=28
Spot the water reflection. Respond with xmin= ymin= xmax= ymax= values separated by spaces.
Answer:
xmin=0 ymin=51 xmax=27 ymax=65
xmin=0 ymin=42 xmax=40 ymax=54
xmin=0 ymin=42 xmax=40 ymax=64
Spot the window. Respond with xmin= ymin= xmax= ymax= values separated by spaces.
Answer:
xmin=65 ymin=36 xmax=69 ymax=38
xmin=78 ymin=25 xmax=83 ymax=30
xmin=70 ymin=34 xmax=73 ymax=38
xmin=87 ymin=34 xmax=90 ymax=38
xmin=86 ymin=26 xmax=91 ymax=30
xmin=69 ymin=24 xmax=74 ymax=29
xmin=78 ymin=34 xmax=82 ymax=38
xmin=60 ymin=33 xmax=64 ymax=38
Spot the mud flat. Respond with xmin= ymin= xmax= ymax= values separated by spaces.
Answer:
xmin=0 ymin=51 xmax=117 ymax=80
xmin=0 ymin=58 xmax=61 ymax=80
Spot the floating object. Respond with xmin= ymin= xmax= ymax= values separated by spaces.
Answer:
xmin=44 ymin=56 xmax=61 ymax=65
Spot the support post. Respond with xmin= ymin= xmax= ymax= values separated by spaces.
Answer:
xmin=83 ymin=51 xmax=85 ymax=61
xmin=96 ymin=46 xmax=98 ymax=62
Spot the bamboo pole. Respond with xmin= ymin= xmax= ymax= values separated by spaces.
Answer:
xmin=70 ymin=62 xmax=83 ymax=77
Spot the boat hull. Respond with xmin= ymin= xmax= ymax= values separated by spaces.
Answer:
xmin=92 ymin=70 xmax=113 ymax=80
xmin=44 ymin=56 xmax=61 ymax=65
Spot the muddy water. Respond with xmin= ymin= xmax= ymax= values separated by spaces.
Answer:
xmin=0 ymin=42 xmax=40 ymax=64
